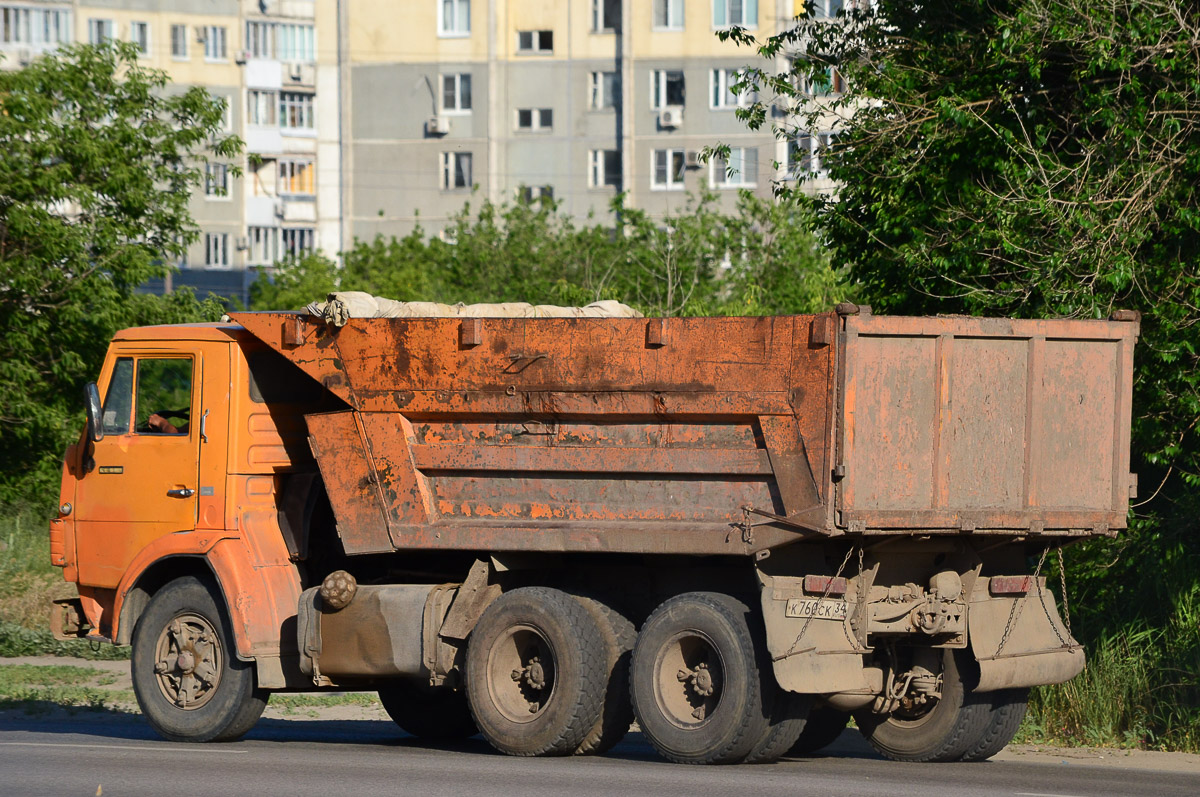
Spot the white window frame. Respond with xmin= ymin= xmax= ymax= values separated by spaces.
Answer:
xmin=515 ymin=108 xmax=553 ymax=132
xmin=588 ymin=149 xmax=620 ymax=189
xmin=441 ymin=73 xmax=472 ymax=114
xmin=203 ymin=25 xmax=227 ymax=61
xmin=810 ymin=0 xmax=845 ymax=19
xmin=651 ymin=148 xmax=685 ymax=191
xmin=1 ymin=7 xmax=72 ymax=50
xmin=87 ymin=18 xmax=114 ymax=45
xmin=205 ymin=163 xmax=230 ymax=199
xmin=791 ymin=131 xmax=837 ymax=178
xmin=438 ymin=0 xmax=470 ymax=38
xmin=710 ymin=68 xmax=755 ymax=109
xmin=653 ymin=0 xmax=684 ymax=30
xmin=650 ymin=69 xmax=686 ymax=110
xmin=281 ymin=228 xmax=315 ymax=259
xmin=279 ymin=92 xmax=315 ymax=132
xmin=711 ymin=146 xmax=757 ymax=188
xmin=516 ymin=29 xmax=553 ymax=54
xmin=440 ymin=151 xmax=473 ymax=189
xmin=278 ymin=158 xmax=316 ymax=198
xmin=205 ymin=233 xmax=230 ymax=269
xmin=129 ymin=21 xmax=149 ymax=56
xmin=591 ymin=0 xmax=619 ymax=32
xmin=712 ymin=0 xmax=757 ymax=28
xmin=589 ymin=71 xmax=618 ymax=110
xmin=170 ymin=23 xmax=188 ymax=59
xmin=517 ymin=184 xmax=554 ymax=204
xmin=247 ymin=226 xmax=280 ymax=267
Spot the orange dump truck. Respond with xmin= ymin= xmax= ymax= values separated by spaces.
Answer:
xmin=49 ymin=302 xmax=1138 ymax=764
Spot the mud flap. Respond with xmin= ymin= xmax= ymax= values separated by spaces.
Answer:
xmin=969 ymin=577 xmax=1085 ymax=692
xmin=758 ymin=572 xmax=869 ymax=693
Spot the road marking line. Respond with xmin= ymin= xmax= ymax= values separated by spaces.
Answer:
xmin=1015 ymin=793 xmax=1088 ymax=797
xmin=0 ymin=742 xmax=248 ymax=754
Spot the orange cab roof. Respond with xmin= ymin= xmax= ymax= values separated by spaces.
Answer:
xmin=112 ymin=323 xmax=248 ymax=343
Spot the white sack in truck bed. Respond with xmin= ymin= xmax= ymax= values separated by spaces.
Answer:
xmin=305 ymin=291 xmax=642 ymax=327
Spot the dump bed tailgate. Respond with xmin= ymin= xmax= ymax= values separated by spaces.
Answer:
xmin=836 ymin=313 xmax=1138 ymax=535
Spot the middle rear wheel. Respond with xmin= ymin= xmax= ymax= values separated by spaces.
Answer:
xmin=466 ymin=587 xmax=606 ymax=757
xmin=378 ymin=679 xmax=477 ymax=740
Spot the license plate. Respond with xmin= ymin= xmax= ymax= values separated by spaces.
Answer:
xmin=785 ymin=598 xmax=848 ymax=621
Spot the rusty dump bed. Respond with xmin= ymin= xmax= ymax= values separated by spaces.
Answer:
xmin=230 ymin=308 xmax=1138 ymax=557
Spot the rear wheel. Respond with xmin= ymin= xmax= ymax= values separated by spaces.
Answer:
xmin=131 ymin=576 xmax=267 ymax=742
xmin=466 ymin=587 xmax=606 ymax=756
xmin=960 ymin=688 xmax=1029 ymax=761
xmin=787 ymin=706 xmax=850 ymax=756
xmin=378 ymin=680 xmax=477 ymax=740
xmin=572 ymin=597 xmax=636 ymax=755
xmin=854 ymin=649 xmax=991 ymax=763
xmin=630 ymin=592 xmax=770 ymax=765
xmin=742 ymin=689 xmax=811 ymax=764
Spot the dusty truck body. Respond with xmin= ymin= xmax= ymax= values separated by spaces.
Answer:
xmin=49 ymin=303 xmax=1138 ymax=763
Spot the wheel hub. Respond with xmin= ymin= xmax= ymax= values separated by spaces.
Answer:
xmin=657 ymin=632 xmax=725 ymax=726
xmin=488 ymin=625 xmax=557 ymax=722
xmin=152 ymin=614 xmax=222 ymax=710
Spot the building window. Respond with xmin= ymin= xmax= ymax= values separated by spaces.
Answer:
xmin=588 ymin=150 xmax=620 ymax=188
xmin=589 ymin=71 xmax=618 ymax=110
xmin=247 ymin=90 xmax=278 ymax=126
xmin=653 ymin=0 xmax=684 ymax=29
xmin=652 ymin=149 xmax=685 ymax=190
xmin=1 ymin=7 xmax=71 ymax=49
xmin=592 ymin=0 xmax=619 ymax=32
xmin=713 ymin=0 xmax=757 ymax=27
xmin=205 ymin=163 xmax=230 ymax=197
xmin=516 ymin=108 xmax=553 ymax=131
xmin=205 ymin=233 xmax=229 ymax=268
xmin=203 ymin=25 xmax=227 ymax=61
xmin=246 ymin=21 xmax=315 ymax=62
xmin=87 ymin=18 xmax=113 ymax=45
xmin=281 ymin=228 xmax=315 ymax=258
xmin=517 ymin=185 xmax=554 ymax=204
xmin=710 ymin=68 xmax=755 ymax=108
xmin=441 ymin=152 xmax=473 ymax=189
xmin=790 ymin=131 xmax=837 ymax=176
xmin=712 ymin=146 xmax=757 ymax=187
xmin=441 ymin=73 xmax=472 ymax=112
xmin=650 ymin=70 xmax=685 ymax=109
xmin=280 ymin=92 xmax=315 ymax=131
xmin=247 ymin=226 xmax=280 ymax=267
xmin=797 ymin=64 xmax=846 ymax=97
xmin=810 ymin=0 xmax=845 ymax=19
xmin=439 ymin=0 xmax=470 ymax=37
xmin=516 ymin=30 xmax=553 ymax=54
xmin=129 ymin=21 xmax=149 ymax=55
xmin=278 ymin=158 xmax=315 ymax=198
xmin=170 ymin=23 xmax=187 ymax=58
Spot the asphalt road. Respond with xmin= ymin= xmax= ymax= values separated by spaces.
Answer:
xmin=1 ymin=715 xmax=1196 ymax=797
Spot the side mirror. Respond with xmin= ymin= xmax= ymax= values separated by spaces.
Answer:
xmin=84 ymin=382 xmax=104 ymax=443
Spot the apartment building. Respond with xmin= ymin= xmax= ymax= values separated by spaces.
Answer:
xmin=2 ymin=0 xmax=845 ymax=300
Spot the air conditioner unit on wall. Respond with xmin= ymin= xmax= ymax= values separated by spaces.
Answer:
xmin=274 ymin=201 xmax=286 ymax=219
xmin=195 ymin=27 xmax=207 ymax=43
xmin=685 ymin=150 xmax=701 ymax=169
xmin=236 ymin=236 xmax=249 ymax=251
xmin=658 ymin=106 xmax=684 ymax=129
xmin=235 ymin=50 xmax=251 ymax=65
xmin=426 ymin=116 xmax=450 ymax=136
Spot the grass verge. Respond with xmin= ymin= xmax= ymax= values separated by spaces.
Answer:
xmin=0 ymin=663 xmax=136 ymax=715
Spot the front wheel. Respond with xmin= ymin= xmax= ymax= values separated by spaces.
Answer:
xmin=131 ymin=576 xmax=267 ymax=742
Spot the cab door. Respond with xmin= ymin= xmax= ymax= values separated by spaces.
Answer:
xmin=74 ymin=350 xmax=202 ymax=588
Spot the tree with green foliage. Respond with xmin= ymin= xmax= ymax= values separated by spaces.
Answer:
xmin=0 ymin=43 xmax=237 ymax=504
xmin=720 ymin=0 xmax=1200 ymax=747
xmin=252 ymin=188 xmax=846 ymax=317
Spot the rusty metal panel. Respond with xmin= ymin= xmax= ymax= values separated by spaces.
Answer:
xmin=838 ymin=315 xmax=1138 ymax=533
xmin=304 ymin=411 xmax=394 ymax=554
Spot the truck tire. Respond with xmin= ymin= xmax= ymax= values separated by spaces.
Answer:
xmin=465 ymin=587 xmax=607 ymax=756
xmin=378 ymin=680 xmax=478 ymax=740
xmin=742 ymin=689 xmax=811 ymax=764
xmin=959 ymin=688 xmax=1029 ymax=761
xmin=630 ymin=592 xmax=771 ymax=765
xmin=854 ymin=649 xmax=991 ymax=763
xmin=131 ymin=576 xmax=267 ymax=742
xmin=572 ymin=597 xmax=636 ymax=755
xmin=787 ymin=706 xmax=850 ymax=756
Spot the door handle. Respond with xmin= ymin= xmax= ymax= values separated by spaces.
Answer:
xmin=167 ymin=488 xmax=195 ymax=498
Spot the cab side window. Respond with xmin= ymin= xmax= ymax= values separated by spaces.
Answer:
xmin=102 ymin=358 xmax=134 ymax=435
xmin=134 ymin=359 xmax=194 ymax=435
